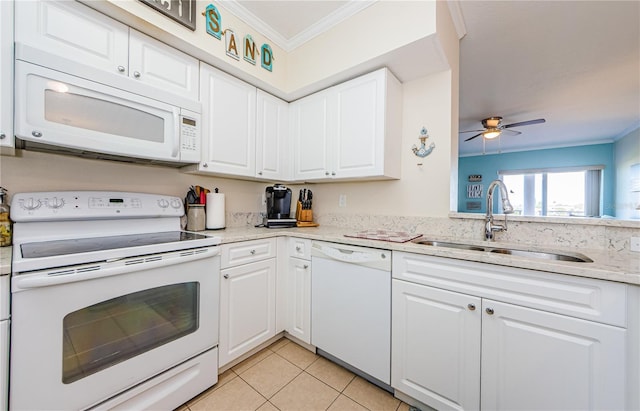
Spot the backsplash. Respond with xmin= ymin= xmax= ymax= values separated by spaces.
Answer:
xmin=225 ymin=211 xmax=636 ymax=254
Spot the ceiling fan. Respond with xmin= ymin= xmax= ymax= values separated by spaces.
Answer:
xmin=461 ymin=117 xmax=546 ymax=142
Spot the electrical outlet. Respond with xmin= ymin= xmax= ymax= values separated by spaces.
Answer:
xmin=631 ymin=237 xmax=640 ymax=252
xmin=339 ymin=194 xmax=347 ymax=208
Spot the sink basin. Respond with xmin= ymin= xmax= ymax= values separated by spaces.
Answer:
xmin=490 ymin=248 xmax=593 ymax=263
xmin=412 ymin=239 xmax=485 ymax=252
xmin=411 ymin=238 xmax=593 ymax=263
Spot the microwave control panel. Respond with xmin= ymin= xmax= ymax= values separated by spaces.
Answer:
xmin=179 ymin=111 xmax=201 ymax=163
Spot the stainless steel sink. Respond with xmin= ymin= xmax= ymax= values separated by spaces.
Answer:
xmin=490 ymin=248 xmax=593 ymax=263
xmin=412 ymin=239 xmax=485 ymax=252
xmin=411 ymin=238 xmax=593 ymax=263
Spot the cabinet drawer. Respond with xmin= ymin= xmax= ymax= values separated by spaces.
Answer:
xmin=392 ymin=252 xmax=628 ymax=327
xmin=289 ymin=238 xmax=311 ymax=260
xmin=221 ymin=238 xmax=276 ymax=268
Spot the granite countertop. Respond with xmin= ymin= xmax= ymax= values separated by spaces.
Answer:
xmin=2 ymin=226 xmax=638 ymax=285
xmin=207 ymin=225 xmax=640 ymax=286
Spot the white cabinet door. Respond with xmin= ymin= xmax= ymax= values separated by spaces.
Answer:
xmin=481 ymin=299 xmax=627 ymax=411
xmin=15 ymin=0 xmax=129 ymax=75
xmin=291 ymin=91 xmax=333 ymax=180
xmin=128 ymin=30 xmax=199 ymax=100
xmin=392 ymin=279 xmax=481 ymax=411
xmin=332 ymin=69 xmax=385 ymax=179
xmin=256 ymin=90 xmax=290 ymax=180
xmin=200 ymin=63 xmax=257 ymax=177
xmin=219 ymin=258 xmax=276 ymax=367
xmin=286 ymin=257 xmax=311 ymax=344
xmin=0 ymin=0 xmax=14 ymax=153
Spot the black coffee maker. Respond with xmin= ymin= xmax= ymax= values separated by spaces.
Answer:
xmin=264 ymin=184 xmax=297 ymax=228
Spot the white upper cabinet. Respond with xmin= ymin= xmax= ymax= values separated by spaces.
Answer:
xmin=256 ymin=90 xmax=291 ymax=180
xmin=15 ymin=0 xmax=129 ymax=74
xmin=292 ymin=68 xmax=402 ymax=181
xmin=128 ymin=30 xmax=199 ymax=100
xmin=199 ymin=63 xmax=257 ymax=177
xmin=290 ymin=90 xmax=333 ymax=180
xmin=0 ymin=0 xmax=14 ymax=154
xmin=15 ymin=1 xmax=198 ymax=100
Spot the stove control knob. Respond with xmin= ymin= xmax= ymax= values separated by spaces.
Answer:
xmin=170 ymin=199 xmax=183 ymax=209
xmin=157 ymin=199 xmax=170 ymax=208
xmin=22 ymin=198 xmax=42 ymax=210
xmin=47 ymin=197 xmax=65 ymax=209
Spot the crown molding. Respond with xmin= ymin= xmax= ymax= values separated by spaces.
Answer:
xmin=447 ymin=0 xmax=467 ymax=40
xmin=222 ymin=1 xmax=376 ymax=52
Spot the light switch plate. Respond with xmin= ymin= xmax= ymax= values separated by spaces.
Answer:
xmin=631 ymin=237 xmax=640 ymax=252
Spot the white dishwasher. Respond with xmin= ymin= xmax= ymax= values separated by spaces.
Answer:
xmin=311 ymin=241 xmax=391 ymax=388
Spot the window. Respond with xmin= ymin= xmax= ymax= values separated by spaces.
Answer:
xmin=499 ymin=166 xmax=603 ymax=217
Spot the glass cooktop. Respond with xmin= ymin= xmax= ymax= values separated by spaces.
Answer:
xmin=21 ymin=231 xmax=211 ymax=259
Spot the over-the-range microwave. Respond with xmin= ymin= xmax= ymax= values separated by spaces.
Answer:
xmin=14 ymin=45 xmax=201 ymax=166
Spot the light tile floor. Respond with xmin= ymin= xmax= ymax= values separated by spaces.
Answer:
xmin=178 ymin=338 xmax=410 ymax=411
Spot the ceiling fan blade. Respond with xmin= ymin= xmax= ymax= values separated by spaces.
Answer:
xmin=503 ymin=118 xmax=546 ymax=128
xmin=459 ymin=129 xmax=486 ymax=134
xmin=502 ymin=129 xmax=522 ymax=136
xmin=464 ymin=133 xmax=483 ymax=142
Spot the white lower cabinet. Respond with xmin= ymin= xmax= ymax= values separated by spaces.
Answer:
xmin=286 ymin=256 xmax=311 ymax=344
xmin=392 ymin=251 xmax=628 ymax=411
xmin=219 ymin=239 xmax=277 ymax=367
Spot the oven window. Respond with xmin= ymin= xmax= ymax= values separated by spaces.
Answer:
xmin=62 ymin=282 xmax=199 ymax=384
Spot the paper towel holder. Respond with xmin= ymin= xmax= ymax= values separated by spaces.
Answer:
xmin=206 ymin=187 xmax=226 ymax=230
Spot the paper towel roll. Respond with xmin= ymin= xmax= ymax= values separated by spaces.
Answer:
xmin=206 ymin=193 xmax=225 ymax=229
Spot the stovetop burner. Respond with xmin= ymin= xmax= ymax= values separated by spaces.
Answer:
xmin=20 ymin=231 xmax=210 ymax=259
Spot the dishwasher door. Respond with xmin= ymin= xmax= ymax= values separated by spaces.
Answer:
xmin=311 ymin=241 xmax=391 ymax=385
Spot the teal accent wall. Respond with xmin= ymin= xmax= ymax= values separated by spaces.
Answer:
xmin=458 ymin=144 xmax=616 ymax=216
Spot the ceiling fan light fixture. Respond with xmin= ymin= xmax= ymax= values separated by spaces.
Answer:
xmin=483 ymin=129 xmax=502 ymax=139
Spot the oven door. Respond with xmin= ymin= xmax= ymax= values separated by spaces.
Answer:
xmin=15 ymin=60 xmax=185 ymax=163
xmin=10 ymin=247 xmax=220 ymax=411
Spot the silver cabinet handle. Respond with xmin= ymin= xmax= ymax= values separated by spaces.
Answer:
xmin=32 ymin=131 xmax=42 ymax=138
xmin=133 ymin=71 xmax=141 ymax=78
xmin=331 ymin=171 xmax=336 ymax=176
xmin=485 ymin=307 xmax=494 ymax=315
xmin=250 ymin=249 xmax=256 ymax=255
xmin=0 ymin=133 xmax=5 ymax=140
xmin=303 ymin=264 xmax=309 ymax=269
xmin=468 ymin=303 xmax=476 ymax=311
xmin=117 ymin=65 xmax=126 ymax=73
xmin=223 ymin=274 xmax=229 ymax=279
xmin=202 ymin=163 xmax=208 ymax=168
xmin=296 ymin=246 xmax=302 ymax=252
xmin=258 ymin=171 xmax=263 ymax=175
xmin=325 ymin=171 xmax=330 ymax=176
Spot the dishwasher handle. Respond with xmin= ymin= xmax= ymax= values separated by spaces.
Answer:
xmin=311 ymin=241 xmax=391 ymax=270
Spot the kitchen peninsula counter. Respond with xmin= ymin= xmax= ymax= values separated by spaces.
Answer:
xmin=209 ymin=226 xmax=640 ymax=286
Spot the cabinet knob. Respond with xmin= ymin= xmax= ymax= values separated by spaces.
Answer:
xmin=133 ymin=71 xmax=141 ymax=78
xmin=250 ymin=249 xmax=256 ymax=255
xmin=303 ymin=264 xmax=309 ymax=269
xmin=296 ymin=246 xmax=301 ymax=252
xmin=331 ymin=171 xmax=336 ymax=176
xmin=467 ymin=303 xmax=476 ymax=311
xmin=0 ymin=133 xmax=5 ymax=140
xmin=223 ymin=274 xmax=229 ymax=279
xmin=485 ymin=307 xmax=494 ymax=315
xmin=117 ymin=65 xmax=126 ymax=73
xmin=32 ymin=131 xmax=43 ymax=138
xmin=325 ymin=171 xmax=330 ymax=176
xmin=258 ymin=171 xmax=263 ymax=175
xmin=203 ymin=163 xmax=208 ymax=168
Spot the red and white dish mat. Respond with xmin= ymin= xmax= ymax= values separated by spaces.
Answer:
xmin=344 ymin=230 xmax=422 ymax=243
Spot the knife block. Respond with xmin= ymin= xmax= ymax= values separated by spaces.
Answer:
xmin=296 ymin=201 xmax=313 ymax=222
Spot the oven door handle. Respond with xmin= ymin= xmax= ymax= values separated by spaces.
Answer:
xmin=13 ymin=247 xmax=219 ymax=290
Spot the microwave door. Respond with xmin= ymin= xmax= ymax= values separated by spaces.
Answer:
xmin=16 ymin=61 xmax=180 ymax=162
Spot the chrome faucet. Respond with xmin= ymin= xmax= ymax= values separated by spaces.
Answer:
xmin=485 ymin=179 xmax=514 ymax=241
